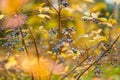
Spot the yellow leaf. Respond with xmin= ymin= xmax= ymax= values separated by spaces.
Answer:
xmin=27 ymin=15 xmax=42 ymax=26
xmin=108 ymin=19 xmax=117 ymax=25
xmin=39 ymin=27 xmax=49 ymax=40
xmin=61 ymin=8 xmax=74 ymax=17
xmin=98 ymin=18 xmax=107 ymax=22
xmin=74 ymin=37 xmax=89 ymax=48
xmin=38 ymin=14 xmax=51 ymax=19
xmin=84 ymin=11 xmax=91 ymax=16
xmin=84 ymin=0 xmax=94 ymax=3
xmin=38 ymin=3 xmax=46 ymax=7
xmin=38 ymin=7 xmax=49 ymax=13
xmin=0 ymin=14 xmax=4 ymax=19
xmin=5 ymin=56 xmax=17 ymax=69
xmin=61 ymin=47 xmax=68 ymax=52
xmin=117 ymin=27 xmax=120 ymax=32
xmin=64 ymin=66 xmax=69 ymax=72
xmin=90 ymin=3 xmax=106 ymax=12
xmin=61 ymin=53 xmax=68 ymax=58
xmin=105 ymin=12 xmax=110 ymax=17
xmin=94 ymin=49 xmax=100 ymax=55
xmin=5 ymin=29 xmax=13 ymax=33
xmin=47 ymin=51 xmax=52 ymax=54
xmin=91 ymin=12 xmax=100 ymax=18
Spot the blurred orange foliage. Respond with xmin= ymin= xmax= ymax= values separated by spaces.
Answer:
xmin=0 ymin=0 xmax=30 ymax=14
xmin=16 ymin=49 xmax=65 ymax=79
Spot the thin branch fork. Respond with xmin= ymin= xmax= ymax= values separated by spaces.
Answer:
xmin=61 ymin=43 xmax=102 ymax=80
xmin=61 ymin=56 xmax=89 ymax=80
xmin=76 ymin=34 xmax=120 ymax=80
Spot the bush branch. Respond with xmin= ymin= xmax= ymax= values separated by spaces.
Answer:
xmin=76 ymin=34 xmax=120 ymax=80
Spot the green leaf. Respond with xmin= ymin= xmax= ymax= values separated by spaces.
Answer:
xmin=52 ymin=75 xmax=60 ymax=80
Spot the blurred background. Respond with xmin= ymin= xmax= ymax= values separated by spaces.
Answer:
xmin=0 ymin=0 xmax=120 ymax=80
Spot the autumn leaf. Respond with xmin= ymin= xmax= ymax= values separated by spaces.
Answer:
xmin=5 ymin=56 xmax=17 ymax=69
xmin=0 ymin=14 xmax=4 ymax=19
xmin=98 ymin=18 xmax=108 ymax=22
xmin=0 ymin=0 xmax=31 ymax=14
xmin=84 ymin=0 xmax=94 ymax=3
xmin=38 ymin=14 xmax=51 ymax=19
xmin=108 ymin=19 xmax=117 ymax=25
xmin=90 ymin=3 xmax=106 ymax=12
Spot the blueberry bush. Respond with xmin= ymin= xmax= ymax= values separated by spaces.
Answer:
xmin=0 ymin=0 xmax=120 ymax=80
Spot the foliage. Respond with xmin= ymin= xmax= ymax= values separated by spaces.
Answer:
xmin=0 ymin=0 xmax=120 ymax=80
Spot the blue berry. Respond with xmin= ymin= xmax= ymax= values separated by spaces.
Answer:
xmin=62 ymin=1 xmax=69 ymax=7
xmin=4 ymin=42 xmax=12 ymax=47
xmin=52 ymin=47 xmax=59 ymax=54
xmin=58 ymin=39 xmax=63 ymax=44
xmin=18 ymin=47 xmax=24 ymax=51
xmin=67 ymin=38 xmax=73 ymax=43
xmin=23 ymin=32 xmax=28 ymax=38
xmin=72 ymin=48 xmax=78 ymax=54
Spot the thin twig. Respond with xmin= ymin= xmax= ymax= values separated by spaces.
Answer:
xmin=27 ymin=25 xmax=41 ymax=80
xmin=31 ymin=74 xmax=34 ymax=80
xmin=48 ymin=54 xmax=58 ymax=80
xmin=46 ymin=0 xmax=59 ymax=14
xmin=60 ymin=56 xmax=89 ymax=80
xmin=19 ymin=27 xmax=34 ymax=80
xmin=58 ymin=0 xmax=62 ymax=38
xmin=0 ymin=30 xmax=5 ymax=36
xmin=0 ymin=37 xmax=14 ymax=40
xmin=19 ymin=27 xmax=29 ymax=55
xmin=76 ymin=34 xmax=120 ymax=80
xmin=61 ymin=45 xmax=100 ymax=80
xmin=27 ymin=25 xmax=39 ymax=59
